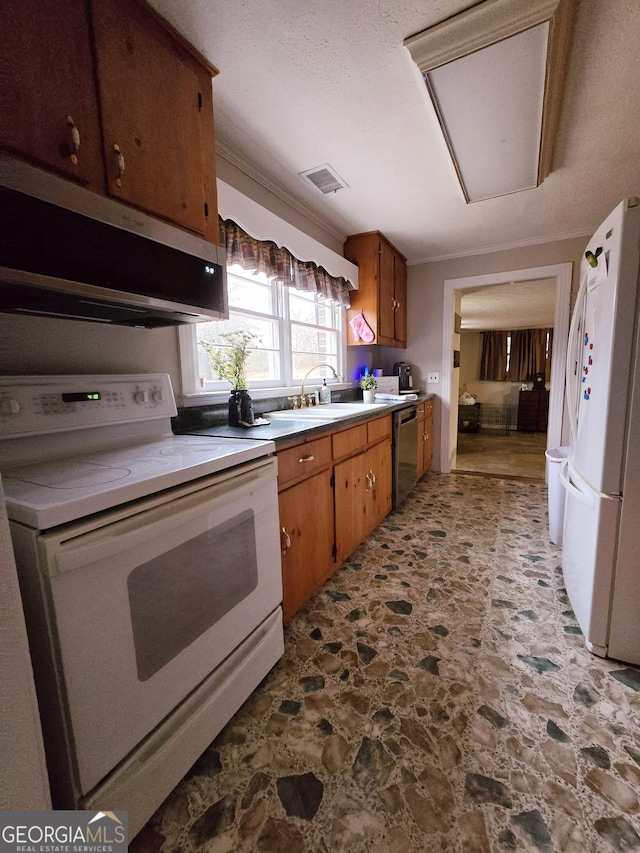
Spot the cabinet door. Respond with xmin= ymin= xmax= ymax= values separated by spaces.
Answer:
xmin=417 ymin=403 xmax=433 ymax=479
xmin=422 ymin=412 xmax=433 ymax=476
xmin=378 ymin=238 xmax=396 ymax=343
xmin=417 ymin=412 xmax=426 ymax=480
xmin=367 ymin=438 xmax=392 ymax=531
xmin=91 ymin=0 xmax=212 ymax=236
xmin=334 ymin=450 xmax=368 ymax=565
xmin=279 ymin=471 xmax=335 ymax=624
xmin=344 ymin=233 xmax=379 ymax=347
xmin=0 ymin=0 xmax=104 ymax=186
xmin=393 ymin=253 xmax=407 ymax=346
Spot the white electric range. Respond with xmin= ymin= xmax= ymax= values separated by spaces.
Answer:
xmin=0 ymin=374 xmax=283 ymax=838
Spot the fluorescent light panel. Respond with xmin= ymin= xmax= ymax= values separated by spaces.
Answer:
xmin=426 ymin=23 xmax=549 ymax=202
xmin=404 ymin=0 xmax=576 ymax=204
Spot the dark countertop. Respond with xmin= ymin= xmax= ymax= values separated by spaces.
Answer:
xmin=177 ymin=394 xmax=434 ymax=449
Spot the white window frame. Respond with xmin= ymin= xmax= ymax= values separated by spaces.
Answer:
xmin=191 ymin=264 xmax=345 ymax=395
xmin=179 ymin=320 xmax=349 ymax=405
xmin=178 ymin=181 xmax=358 ymax=406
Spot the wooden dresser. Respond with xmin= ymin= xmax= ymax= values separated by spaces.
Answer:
xmin=517 ymin=390 xmax=549 ymax=432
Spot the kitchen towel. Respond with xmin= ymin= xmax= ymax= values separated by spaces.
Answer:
xmin=375 ymin=393 xmax=418 ymax=401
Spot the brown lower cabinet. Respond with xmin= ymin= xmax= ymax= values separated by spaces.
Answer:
xmin=417 ymin=399 xmax=433 ymax=480
xmin=277 ymin=415 xmax=392 ymax=623
xmin=279 ymin=470 xmax=335 ymax=623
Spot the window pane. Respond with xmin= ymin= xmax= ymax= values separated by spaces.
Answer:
xmin=291 ymin=324 xmax=337 ymax=355
xmin=227 ymin=265 xmax=272 ymax=313
xmin=197 ymin=314 xmax=280 ymax=384
xmin=289 ymin=290 xmax=333 ymax=326
xmin=292 ymin=354 xmax=338 ymax=381
xmin=188 ymin=260 xmax=344 ymax=391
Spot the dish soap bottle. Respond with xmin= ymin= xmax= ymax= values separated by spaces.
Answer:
xmin=319 ymin=379 xmax=331 ymax=404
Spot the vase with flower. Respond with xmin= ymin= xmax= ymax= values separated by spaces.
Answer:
xmin=359 ymin=373 xmax=377 ymax=403
xmin=201 ymin=330 xmax=258 ymax=426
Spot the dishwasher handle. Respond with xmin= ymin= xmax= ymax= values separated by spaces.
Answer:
xmin=399 ymin=406 xmax=417 ymax=424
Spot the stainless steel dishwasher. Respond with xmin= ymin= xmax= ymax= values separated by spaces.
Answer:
xmin=393 ymin=405 xmax=418 ymax=508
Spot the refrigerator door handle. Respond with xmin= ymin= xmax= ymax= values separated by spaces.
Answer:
xmin=559 ymin=459 xmax=595 ymax=509
xmin=565 ymin=275 xmax=587 ymax=449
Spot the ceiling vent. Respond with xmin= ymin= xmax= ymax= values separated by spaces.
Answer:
xmin=299 ymin=164 xmax=349 ymax=195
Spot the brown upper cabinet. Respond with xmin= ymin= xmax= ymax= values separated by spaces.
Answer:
xmin=0 ymin=0 xmax=105 ymax=188
xmin=344 ymin=231 xmax=407 ymax=348
xmin=0 ymin=0 xmax=219 ymax=243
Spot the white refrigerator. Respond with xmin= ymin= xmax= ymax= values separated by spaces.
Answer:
xmin=561 ymin=197 xmax=640 ymax=665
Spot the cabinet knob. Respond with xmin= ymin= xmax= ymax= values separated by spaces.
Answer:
xmin=113 ymin=143 xmax=125 ymax=187
xmin=281 ymin=526 xmax=291 ymax=553
xmin=66 ymin=116 xmax=80 ymax=165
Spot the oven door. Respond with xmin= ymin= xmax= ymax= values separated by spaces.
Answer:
xmin=31 ymin=455 xmax=281 ymax=796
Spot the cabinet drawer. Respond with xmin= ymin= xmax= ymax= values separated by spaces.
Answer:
xmin=277 ymin=436 xmax=332 ymax=489
xmin=417 ymin=399 xmax=433 ymax=418
xmin=332 ymin=423 xmax=367 ymax=460
xmin=367 ymin=415 xmax=392 ymax=444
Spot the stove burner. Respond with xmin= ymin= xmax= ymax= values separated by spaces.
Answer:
xmin=158 ymin=442 xmax=227 ymax=457
xmin=7 ymin=461 xmax=131 ymax=489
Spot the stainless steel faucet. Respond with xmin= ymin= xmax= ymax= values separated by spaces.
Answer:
xmin=299 ymin=363 xmax=338 ymax=407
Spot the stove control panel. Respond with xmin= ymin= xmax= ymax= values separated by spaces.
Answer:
xmin=0 ymin=374 xmax=178 ymax=438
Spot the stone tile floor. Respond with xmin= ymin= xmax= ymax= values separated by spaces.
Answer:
xmin=131 ymin=473 xmax=640 ymax=852
xmin=455 ymin=432 xmax=547 ymax=480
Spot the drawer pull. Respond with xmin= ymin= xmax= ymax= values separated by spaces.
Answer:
xmin=281 ymin=526 xmax=291 ymax=553
xmin=298 ymin=454 xmax=315 ymax=463
xmin=113 ymin=143 xmax=125 ymax=187
xmin=66 ymin=115 xmax=80 ymax=164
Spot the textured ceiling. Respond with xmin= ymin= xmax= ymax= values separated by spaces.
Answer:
xmin=149 ymin=0 xmax=640 ymax=267
xmin=460 ymin=279 xmax=556 ymax=330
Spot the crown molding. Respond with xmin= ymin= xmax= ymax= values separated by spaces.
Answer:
xmin=408 ymin=226 xmax=592 ymax=266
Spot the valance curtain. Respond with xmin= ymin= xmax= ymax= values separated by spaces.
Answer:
xmin=221 ymin=218 xmax=353 ymax=306
xmin=480 ymin=328 xmax=553 ymax=382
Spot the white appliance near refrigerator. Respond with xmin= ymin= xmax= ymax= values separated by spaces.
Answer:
xmin=561 ymin=197 xmax=640 ymax=665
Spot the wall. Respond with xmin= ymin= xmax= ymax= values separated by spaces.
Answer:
xmin=0 ymin=314 xmax=182 ymax=383
xmin=404 ymin=235 xmax=588 ymax=471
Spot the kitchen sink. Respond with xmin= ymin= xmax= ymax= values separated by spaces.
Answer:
xmin=266 ymin=402 xmax=387 ymax=420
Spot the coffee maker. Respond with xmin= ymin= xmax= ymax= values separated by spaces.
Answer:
xmin=393 ymin=361 xmax=413 ymax=392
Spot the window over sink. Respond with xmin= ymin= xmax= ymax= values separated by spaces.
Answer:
xmin=178 ymin=183 xmax=359 ymax=403
xmin=179 ymin=264 xmax=345 ymax=399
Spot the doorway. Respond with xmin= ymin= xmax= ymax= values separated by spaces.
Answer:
xmin=440 ymin=263 xmax=572 ymax=475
